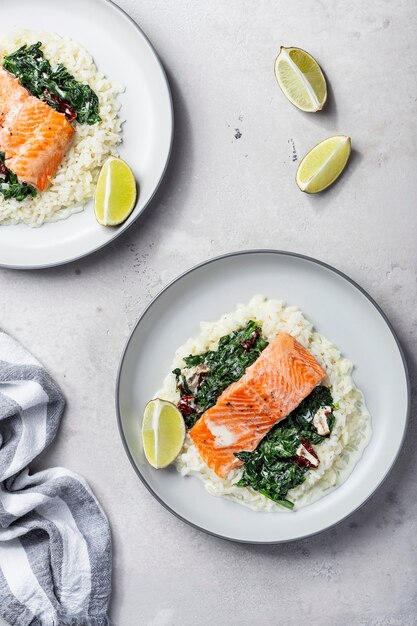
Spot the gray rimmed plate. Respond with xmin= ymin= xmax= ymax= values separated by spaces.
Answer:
xmin=0 ymin=0 xmax=173 ymax=268
xmin=116 ymin=250 xmax=409 ymax=543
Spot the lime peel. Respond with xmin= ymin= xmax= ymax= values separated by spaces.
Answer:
xmin=94 ymin=156 xmax=137 ymax=226
xmin=279 ymin=47 xmax=321 ymax=110
xmin=274 ymin=46 xmax=327 ymax=113
xmin=296 ymin=135 xmax=351 ymax=194
xmin=142 ymin=398 xmax=185 ymax=469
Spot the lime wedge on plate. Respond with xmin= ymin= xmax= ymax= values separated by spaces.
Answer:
xmin=274 ymin=47 xmax=327 ymax=112
xmin=142 ymin=399 xmax=185 ymax=469
xmin=296 ymin=135 xmax=351 ymax=194
xmin=94 ymin=157 xmax=137 ymax=226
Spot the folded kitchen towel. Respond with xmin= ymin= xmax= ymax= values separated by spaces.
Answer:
xmin=0 ymin=331 xmax=112 ymax=626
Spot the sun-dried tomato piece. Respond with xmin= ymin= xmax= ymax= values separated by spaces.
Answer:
xmin=292 ymin=437 xmax=320 ymax=468
xmin=43 ymin=88 xmax=77 ymax=122
xmin=177 ymin=395 xmax=197 ymax=418
xmin=0 ymin=162 xmax=8 ymax=179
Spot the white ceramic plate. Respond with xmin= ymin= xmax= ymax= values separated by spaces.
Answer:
xmin=116 ymin=251 xmax=409 ymax=543
xmin=0 ymin=0 xmax=172 ymax=268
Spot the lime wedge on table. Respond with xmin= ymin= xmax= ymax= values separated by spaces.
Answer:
xmin=142 ymin=399 xmax=185 ymax=469
xmin=296 ymin=135 xmax=351 ymax=194
xmin=94 ymin=157 xmax=137 ymax=226
xmin=274 ymin=47 xmax=327 ymax=112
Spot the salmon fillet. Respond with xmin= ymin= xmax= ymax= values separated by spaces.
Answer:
xmin=0 ymin=67 xmax=28 ymax=127
xmin=0 ymin=67 xmax=74 ymax=191
xmin=189 ymin=333 xmax=326 ymax=478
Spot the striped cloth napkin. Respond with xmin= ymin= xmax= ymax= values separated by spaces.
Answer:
xmin=0 ymin=331 xmax=112 ymax=626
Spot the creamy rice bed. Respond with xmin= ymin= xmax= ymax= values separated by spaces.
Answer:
xmin=0 ymin=30 xmax=123 ymax=226
xmin=156 ymin=295 xmax=372 ymax=512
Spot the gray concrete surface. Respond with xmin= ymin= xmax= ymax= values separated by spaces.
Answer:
xmin=1 ymin=0 xmax=416 ymax=624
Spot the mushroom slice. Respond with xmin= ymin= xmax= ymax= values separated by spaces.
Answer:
xmin=293 ymin=437 xmax=320 ymax=468
xmin=184 ymin=363 xmax=209 ymax=394
xmin=313 ymin=405 xmax=332 ymax=436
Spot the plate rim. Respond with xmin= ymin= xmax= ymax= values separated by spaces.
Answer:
xmin=115 ymin=249 xmax=411 ymax=544
xmin=0 ymin=0 xmax=174 ymax=270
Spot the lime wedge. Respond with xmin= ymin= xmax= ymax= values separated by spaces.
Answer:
xmin=274 ymin=47 xmax=327 ymax=112
xmin=296 ymin=135 xmax=351 ymax=193
xmin=94 ymin=157 xmax=137 ymax=226
xmin=142 ymin=399 xmax=185 ymax=469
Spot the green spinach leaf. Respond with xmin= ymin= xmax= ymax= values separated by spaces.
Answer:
xmin=3 ymin=42 xmax=100 ymax=125
xmin=286 ymin=385 xmax=335 ymax=444
xmin=236 ymin=385 xmax=335 ymax=508
xmin=174 ymin=320 xmax=268 ymax=428
xmin=236 ymin=453 xmax=307 ymax=510
xmin=0 ymin=152 xmax=36 ymax=201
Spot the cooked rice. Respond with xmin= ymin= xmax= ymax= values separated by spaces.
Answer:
xmin=157 ymin=295 xmax=372 ymax=512
xmin=0 ymin=30 xmax=122 ymax=227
